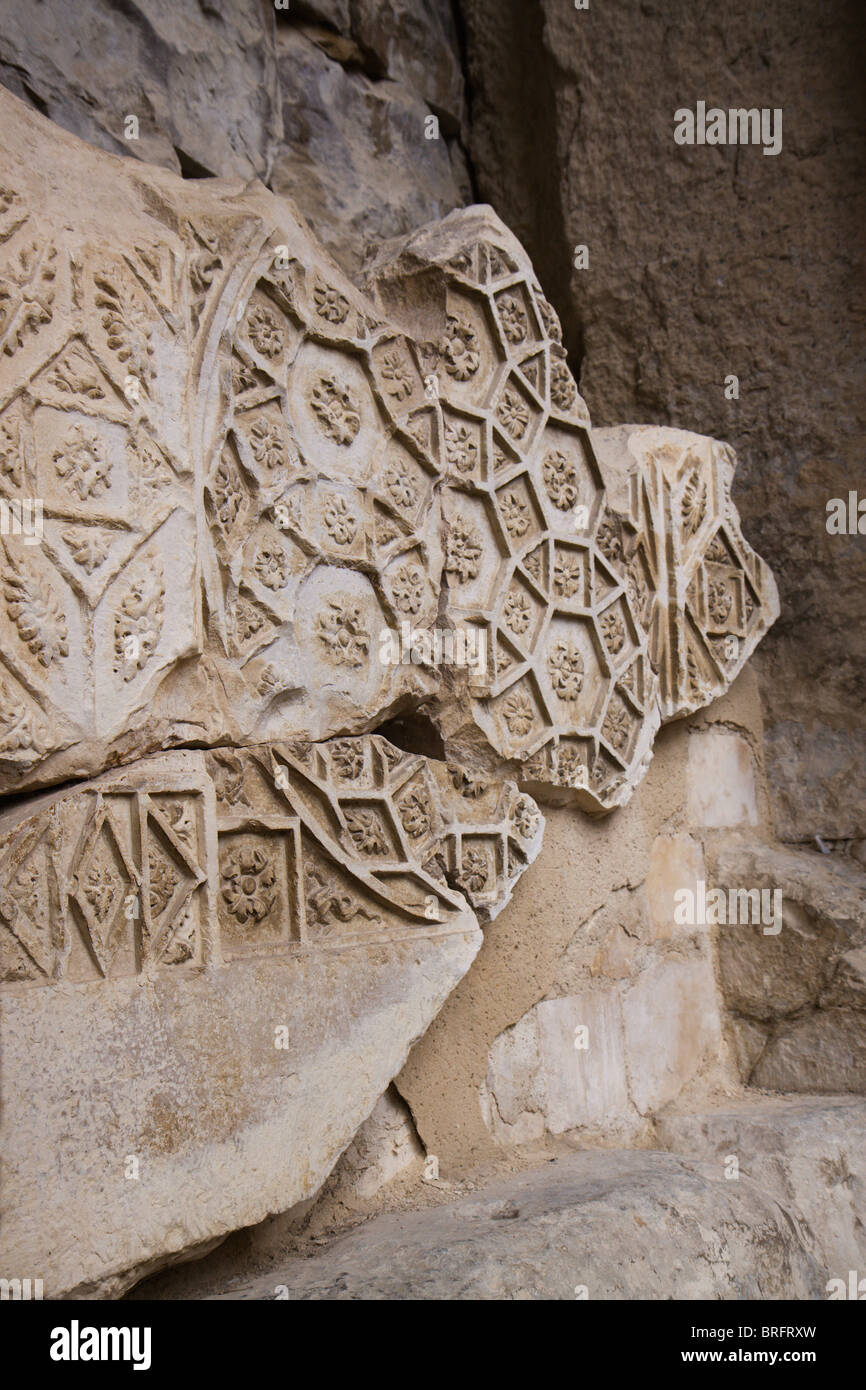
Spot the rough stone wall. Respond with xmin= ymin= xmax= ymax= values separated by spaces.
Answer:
xmin=457 ymin=0 xmax=866 ymax=849
xmin=0 ymin=0 xmax=472 ymax=278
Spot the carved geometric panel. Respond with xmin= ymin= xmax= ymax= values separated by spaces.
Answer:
xmin=0 ymin=739 xmax=542 ymax=990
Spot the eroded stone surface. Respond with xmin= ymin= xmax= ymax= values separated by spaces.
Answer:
xmin=657 ymin=1098 xmax=866 ymax=1279
xmin=711 ymin=842 xmax=866 ymax=1093
xmin=270 ymin=25 xmax=469 ymax=277
xmin=0 ymin=0 xmax=282 ymax=180
xmin=169 ymin=1151 xmax=826 ymax=1300
xmin=0 ymin=737 xmax=540 ymax=1294
xmin=482 ymin=945 xmax=723 ymax=1141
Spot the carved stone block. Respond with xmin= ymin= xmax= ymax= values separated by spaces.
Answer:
xmin=0 ymin=739 xmax=541 ymax=1294
xmin=0 ymin=93 xmax=777 ymax=817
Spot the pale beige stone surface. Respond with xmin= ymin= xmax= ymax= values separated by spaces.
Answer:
xmin=645 ymin=832 xmax=706 ymax=940
xmin=621 ymin=949 xmax=723 ymax=1115
xmin=483 ymin=989 xmax=634 ymax=1140
xmin=483 ymin=944 xmax=724 ymax=1139
xmin=687 ymin=729 xmax=760 ymax=828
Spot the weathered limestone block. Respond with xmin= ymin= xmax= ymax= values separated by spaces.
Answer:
xmin=347 ymin=0 xmax=465 ymax=128
xmin=657 ymin=1098 xmax=866 ymax=1280
xmin=481 ymin=946 xmax=722 ymax=1143
xmin=0 ymin=94 xmax=777 ymax=811
xmin=270 ymin=26 xmax=468 ymax=277
xmin=363 ymin=208 xmax=779 ymax=810
xmin=481 ymin=989 xmax=635 ymax=1143
xmin=0 ymin=737 xmax=541 ymax=1294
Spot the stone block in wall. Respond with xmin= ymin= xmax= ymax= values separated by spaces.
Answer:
xmin=483 ymin=989 xmax=638 ymax=1141
xmin=645 ymin=832 xmax=707 ymax=941
xmin=686 ymin=729 xmax=760 ymax=828
xmin=620 ymin=949 xmax=722 ymax=1115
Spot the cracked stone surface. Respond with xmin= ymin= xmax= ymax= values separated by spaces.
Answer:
xmin=0 ymin=94 xmax=778 ymax=811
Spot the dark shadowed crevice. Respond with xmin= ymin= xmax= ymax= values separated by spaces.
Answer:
xmin=173 ymin=146 xmax=217 ymax=179
xmin=371 ymin=710 xmax=447 ymax=762
xmin=454 ymin=0 xmax=584 ymax=376
xmin=20 ymin=80 xmax=50 ymax=119
xmin=448 ymin=0 xmax=481 ymax=201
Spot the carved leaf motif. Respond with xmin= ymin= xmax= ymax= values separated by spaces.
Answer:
xmin=512 ymin=796 xmax=540 ymax=840
xmin=380 ymin=349 xmax=414 ymax=401
xmin=681 ymin=468 xmax=707 ymax=537
xmin=383 ymin=459 xmax=417 ymax=510
xmin=444 ymin=421 xmax=477 ymax=473
xmin=46 ymin=343 xmax=105 ymax=399
xmin=0 ymin=675 xmax=45 ymax=752
xmin=550 ymin=359 xmax=577 ymax=411
xmin=310 ymin=375 xmax=361 ymax=446
xmin=344 ymin=809 xmax=387 ymax=855
xmin=148 ymin=847 xmax=179 ymax=918
xmin=445 ymin=517 xmax=482 ymax=583
xmin=0 ymin=243 xmax=56 ymax=355
xmin=94 ymin=273 xmax=154 ymax=385
xmin=53 ymin=423 xmax=111 ymax=501
xmin=390 ymin=564 xmax=425 ymax=615
xmin=459 ymin=847 xmax=488 ymax=893
xmin=496 ymin=387 xmax=529 ymax=440
xmin=315 ymin=600 xmax=369 ymax=667
xmin=542 ymin=450 xmax=578 ymax=510
xmin=502 ymin=691 xmax=535 ymax=736
xmin=440 ymin=315 xmax=479 ymax=380
xmin=0 ymin=415 xmax=23 ymax=486
xmin=220 ymin=844 xmax=278 ymax=924
xmin=547 ymin=640 xmax=584 ymax=701
xmin=61 ymin=527 xmax=111 ymax=574
xmin=3 ymin=569 xmax=68 ymax=667
xmin=396 ymin=788 xmax=431 ymax=838
xmin=313 ymin=281 xmax=349 ymax=324
xmin=601 ymin=610 xmax=626 ymax=655
xmin=113 ymin=558 xmax=164 ymax=680
xmin=497 ymin=294 xmax=528 ymax=344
